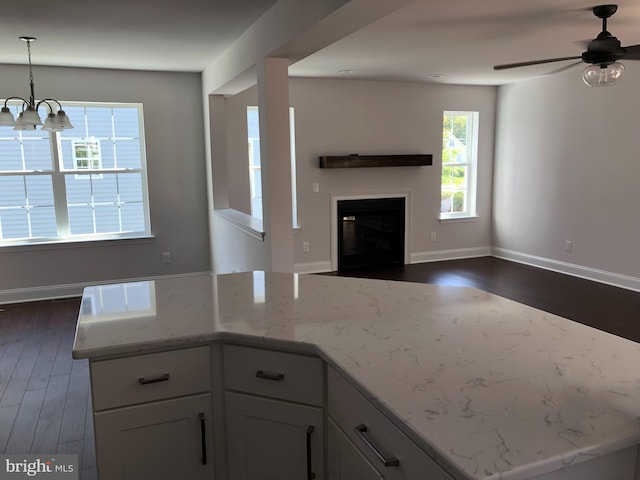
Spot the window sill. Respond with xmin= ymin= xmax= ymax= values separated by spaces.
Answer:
xmin=214 ymin=209 xmax=265 ymax=241
xmin=439 ymin=215 xmax=479 ymax=223
xmin=0 ymin=234 xmax=155 ymax=253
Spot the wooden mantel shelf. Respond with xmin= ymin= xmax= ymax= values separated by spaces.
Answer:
xmin=319 ymin=154 xmax=432 ymax=168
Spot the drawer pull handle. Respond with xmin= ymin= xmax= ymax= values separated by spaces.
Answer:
xmin=255 ymin=370 xmax=285 ymax=381
xmin=306 ymin=425 xmax=316 ymax=480
xmin=354 ymin=424 xmax=400 ymax=467
xmin=199 ymin=412 xmax=207 ymax=466
xmin=137 ymin=373 xmax=170 ymax=385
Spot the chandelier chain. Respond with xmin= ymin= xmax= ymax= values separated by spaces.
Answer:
xmin=26 ymin=39 xmax=35 ymax=104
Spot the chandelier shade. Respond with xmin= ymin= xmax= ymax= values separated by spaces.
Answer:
xmin=1 ymin=37 xmax=74 ymax=131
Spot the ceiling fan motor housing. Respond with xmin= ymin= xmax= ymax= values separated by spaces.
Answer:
xmin=582 ymin=4 xmax=625 ymax=66
xmin=582 ymin=34 xmax=626 ymax=65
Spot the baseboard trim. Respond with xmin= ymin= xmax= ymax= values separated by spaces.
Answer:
xmin=492 ymin=248 xmax=640 ymax=292
xmin=410 ymin=246 xmax=491 ymax=264
xmin=295 ymin=261 xmax=333 ymax=274
xmin=0 ymin=271 xmax=211 ymax=305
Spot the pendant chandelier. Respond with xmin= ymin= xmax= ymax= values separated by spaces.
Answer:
xmin=0 ymin=37 xmax=74 ymax=131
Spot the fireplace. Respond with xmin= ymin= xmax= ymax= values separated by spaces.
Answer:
xmin=337 ymin=197 xmax=405 ymax=271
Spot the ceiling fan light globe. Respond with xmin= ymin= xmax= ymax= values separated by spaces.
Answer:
xmin=582 ymin=62 xmax=624 ymax=87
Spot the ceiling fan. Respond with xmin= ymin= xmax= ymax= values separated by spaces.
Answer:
xmin=494 ymin=4 xmax=640 ymax=86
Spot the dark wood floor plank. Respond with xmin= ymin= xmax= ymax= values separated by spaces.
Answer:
xmin=0 ymin=405 xmax=19 ymax=452
xmin=27 ymin=334 xmax=62 ymax=391
xmin=56 ymin=439 xmax=84 ymax=476
xmin=82 ymin=467 xmax=97 ymax=480
xmin=0 ymin=352 xmax=20 ymax=402
xmin=31 ymin=373 xmax=71 ymax=454
xmin=4 ymin=387 xmax=46 ymax=453
xmin=51 ymin=334 xmax=74 ymax=377
xmin=0 ymin=342 xmax=40 ymax=407
xmin=58 ymin=359 xmax=90 ymax=444
xmin=82 ymin=393 xmax=95 ymax=470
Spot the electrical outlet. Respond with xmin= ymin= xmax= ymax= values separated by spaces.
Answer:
xmin=430 ymin=232 xmax=437 ymax=242
xmin=564 ymin=240 xmax=573 ymax=252
xmin=303 ymin=241 xmax=310 ymax=253
xmin=162 ymin=252 xmax=172 ymax=264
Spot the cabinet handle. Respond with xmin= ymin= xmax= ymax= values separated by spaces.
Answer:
xmin=354 ymin=424 xmax=400 ymax=467
xmin=137 ymin=373 xmax=170 ymax=385
xmin=199 ymin=412 xmax=207 ymax=466
xmin=255 ymin=370 xmax=285 ymax=381
xmin=306 ymin=425 xmax=316 ymax=480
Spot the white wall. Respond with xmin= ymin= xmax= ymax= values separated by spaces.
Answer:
xmin=290 ymin=78 xmax=496 ymax=270
xmin=0 ymin=65 xmax=210 ymax=300
xmin=493 ymin=63 xmax=640 ymax=286
xmin=221 ymin=78 xmax=496 ymax=271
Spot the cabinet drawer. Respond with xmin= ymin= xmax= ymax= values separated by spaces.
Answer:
xmin=223 ymin=344 xmax=323 ymax=406
xmin=328 ymin=367 xmax=452 ymax=480
xmin=91 ymin=346 xmax=211 ymax=411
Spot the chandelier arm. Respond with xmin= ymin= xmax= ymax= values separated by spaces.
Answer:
xmin=36 ymin=99 xmax=61 ymax=113
xmin=3 ymin=96 xmax=29 ymax=109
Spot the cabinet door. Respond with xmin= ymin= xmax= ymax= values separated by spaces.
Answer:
xmin=226 ymin=391 xmax=324 ymax=480
xmin=94 ymin=394 xmax=213 ymax=480
xmin=328 ymin=418 xmax=383 ymax=480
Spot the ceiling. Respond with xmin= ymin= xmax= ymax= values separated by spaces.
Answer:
xmin=1 ymin=0 xmax=640 ymax=86
xmin=0 ymin=0 xmax=278 ymax=72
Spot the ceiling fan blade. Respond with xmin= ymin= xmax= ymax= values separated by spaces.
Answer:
xmin=623 ymin=44 xmax=640 ymax=60
xmin=547 ymin=61 xmax=583 ymax=75
xmin=494 ymin=56 xmax=582 ymax=70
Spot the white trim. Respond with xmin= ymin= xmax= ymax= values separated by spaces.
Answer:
xmin=0 ymin=271 xmax=210 ymax=305
xmin=492 ymin=247 xmax=640 ymax=292
xmin=331 ymin=192 xmax=411 ymax=272
xmin=294 ymin=261 xmax=333 ymax=274
xmin=410 ymin=246 xmax=491 ymax=264
xmin=214 ymin=208 xmax=265 ymax=241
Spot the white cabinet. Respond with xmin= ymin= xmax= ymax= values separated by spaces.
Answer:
xmin=94 ymin=394 xmax=213 ymax=480
xmin=223 ymin=344 xmax=324 ymax=480
xmin=328 ymin=417 xmax=383 ymax=480
xmin=226 ymin=392 xmax=323 ymax=480
xmin=328 ymin=366 xmax=453 ymax=480
xmin=90 ymin=346 xmax=213 ymax=480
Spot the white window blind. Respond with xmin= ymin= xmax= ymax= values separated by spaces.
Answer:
xmin=0 ymin=102 xmax=151 ymax=245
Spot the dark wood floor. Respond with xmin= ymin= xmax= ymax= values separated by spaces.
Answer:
xmin=1 ymin=257 xmax=638 ymax=480
xmin=0 ymin=297 xmax=95 ymax=480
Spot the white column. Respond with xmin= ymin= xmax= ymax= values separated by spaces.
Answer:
xmin=257 ymin=57 xmax=294 ymax=272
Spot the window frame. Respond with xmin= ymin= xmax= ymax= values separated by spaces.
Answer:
xmin=0 ymin=100 xmax=151 ymax=246
xmin=440 ymin=110 xmax=479 ymax=220
xmin=246 ymin=105 xmax=298 ymax=227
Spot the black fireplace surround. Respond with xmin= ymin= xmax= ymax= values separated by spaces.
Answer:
xmin=337 ymin=197 xmax=405 ymax=271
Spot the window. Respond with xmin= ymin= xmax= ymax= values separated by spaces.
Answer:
xmin=440 ymin=111 xmax=479 ymax=219
xmin=0 ymin=102 xmax=150 ymax=245
xmin=246 ymin=106 xmax=298 ymax=227
xmin=246 ymin=107 xmax=262 ymax=220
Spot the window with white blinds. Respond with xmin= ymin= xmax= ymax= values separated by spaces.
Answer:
xmin=0 ymin=102 xmax=151 ymax=245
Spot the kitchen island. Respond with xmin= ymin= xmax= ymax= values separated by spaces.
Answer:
xmin=73 ymin=272 xmax=640 ymax=480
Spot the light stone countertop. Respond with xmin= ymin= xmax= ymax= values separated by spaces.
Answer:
xmin=72 ymin=271 xmax=640 ymax=480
